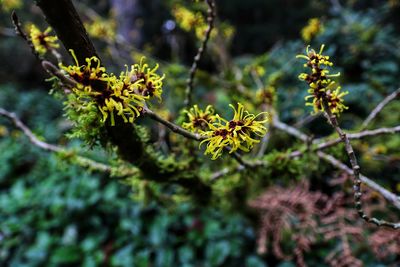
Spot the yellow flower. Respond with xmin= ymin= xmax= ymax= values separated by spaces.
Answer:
xmin=325 ymin=85 xmax=349 ymax=114
xmin=60 ymin=50 xmax=106 ymax=91
xmin=172 ymin=4 xmax=217 ymax=40
xmin=85 ymin=17 xmax=116 ymax=41
xmin=98 ymin=75 xmax=146 ymax=126
xmin=182 ymin=105 xmax=217 ymax=133
xmin=297 ymin=45 xmax=348 ymax=115
xmin=61 ymin=50 xmax=149 ymax=126
xmin=129 ymin=57 xmax=165 ymax=101
xmin=29 ymin=25 xmax=60 ymax=55
xmin=200 ymin=103 xmax=269 ymax=160
xmin=301 ymin=18 xmax=324 ymax=43
xmin=1 ymin=0 xmax=22 ymax=12
xmin=172 ymin=4 xmax=204 ymax=33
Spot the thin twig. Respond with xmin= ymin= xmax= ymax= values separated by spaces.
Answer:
xmin=143 ymin=107 xmax=261 ymax=168
xmin=272 ymin=116 xmax=308 ymax=142
xmin=256 ymin=131 xmax=271 ymax=157
xmin=272 ymin=114 xmax=400 ymax=216
xmin=288 ymin=125 xmax=400 ymax=158
xmin=0 ymin=107 xmax=113 ymax=174
xmin=293 ymin=113 xmax=319 ymax=129
xmin=317 ymin=151 xmax=400 ymax=210
xmin=0 ymin=26 xmax=15 ymax=37
xmin=143 ymin=108 xmax=202 ymax=141
xmin=361 ymin=88 xmax=400 ymax=130
xmin=315 ymin=125 xmax=400 ymax=151
xmin=11 ymin=11 xmax=43 ymax=61
xmin=183 ymin=0 xmax=216 ymax=107
xmin=42 ymin=60 xmax=77 ymax=88
xmin=210 ymin=165 xmax=245 ymax=181
xmin=322 ymin=98 xmax=400 ymax=229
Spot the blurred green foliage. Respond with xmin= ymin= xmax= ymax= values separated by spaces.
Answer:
xmin=0 ymin=87 xmax=265 ymax=266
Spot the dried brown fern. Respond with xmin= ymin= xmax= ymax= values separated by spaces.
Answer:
xmin=369 ymin=228 xmax=400 ymax=261
xmin=320 ymin=192 xmax=363 ymax=267
xmin=248 ymin=181 xmax=323 ymax=266
xmin=249 ymin=173 xmax=400 ymax=267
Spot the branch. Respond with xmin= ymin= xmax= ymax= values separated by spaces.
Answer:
xmin=210 ymin=165 xmax=245 ymax=181
xmin=0 ymin=107 xmax=113 ymax=174
xmin=315 ymin=125 xmax=400 ymax=151
xmin=288 ymin=125 xmax=400 ymax=158
xmin=144 ymin=108 xmax=203 ymax=141
xmin=183 ymin=0 xmax=216 ymax=107
xmin=143 ymin=107 xmax=261 ymax=168
xmin=361 ymin=88 xmax=400 ymax=130
xmin=317 ymin=151 xmax=400 ymax=210
xmin=42 ymin=60 xmax=77 ymax=88
xmin=322 ymin=98 xmax=400 ymax=229
xmin=272 ymin=113 xmax=400 ymax=218
xmin=35 ymin=0 xmax=99 ymax=61
xmin=272 ymin=116 xmax=309 ymax=142
xmin=11 ymin=11 xmax=43 ymax=61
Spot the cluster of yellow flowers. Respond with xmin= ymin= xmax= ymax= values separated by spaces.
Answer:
xmin=1 ymin=0 xmax=22 ymax=12
xmin=61 ymin=50 xmax=164 ymax=125
xmin=183 ymin=103 xmax=269 ymax=160
xmin=29 ymin=25 xmax=60 ymax=55
xmin=182 ymin=105 xmax=216 ymax=133
xmin=297 ymin=45 xmax=348 ymax=115
xmin=301 ymin=18 xmax=324 ymax=43
xmin=171 ymin=4 xmax=236 ymax=40
xmin=172 ymin=4 xmax=209 ymax=40
xmin=85 ymin=17 xmax=116 ymax=41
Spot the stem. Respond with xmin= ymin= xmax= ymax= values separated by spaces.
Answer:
xmin=361 ymin=88 xmax=400 ymax=130
xmin=0 ymin=107 xmax=113 ymax=173
xmin=35 ymin=0 xmax=99 ymax=62
xmin=288 ymin=125 xmax=400 ymax=158
xmin=144 ymin=108 xmax=203 ymax=141
xmin=317 ymin=151 xmax=400 ymax=211
xmin=273 ymin=115 xmax=400 ymax=215
xmin=184 ymin=0 xmax=216 ymax=107
xmin=322 ymin=98 xmax=400 ymax=229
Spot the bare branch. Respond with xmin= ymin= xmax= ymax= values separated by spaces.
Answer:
xmin=272 ymin=116 xmax=308 ymax=142
xmin=210 ymin=165 xmax=245 ymax=181
xmin=42 ymin=60 xmax=77 ymax=88
xmin=11 ymin=11 xmax=43 ymax=61
xmin=0 ymin=107 xmax=113 ymax=173
xmin=144 ymin=108 xmax=203 ymax=141
xmin=361 ymin=88 xmax=400 ymax=130
xmin=184 ymin=0 xmax=216 ymax=107
xmin=36 ymin=0 xmax=99 ymax=62
xmin=321 ymin=98 xmax=400 ymax=229
xmin=272 ymin=112 xmax=400 ymax=224
xmin=317 ymin=151 xmax=400 ymax=211
xmin=315 ymin=125 xmax=400 ymax=151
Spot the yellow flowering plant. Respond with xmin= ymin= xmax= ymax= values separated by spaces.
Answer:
xmin=29 ymin=25 xmax=60 ymax=55
xmin=301 ymin=18 xmax=324 ymax=42
xmin=8 ymin=0 xmax=400 ymax=235
xmin=1 ymin=0 xmax=22 ymax=12
xmin=297 ymin=45 xmax=348 ymax=115
xmin=182 ymin=105 xmax=217 ymax=133
xmin=85 ymin=17 xmax=116 ymax=41
xmin=182 ymin=103 xmax=269 ymax=160
xmin=60 ymin=50 xmax=164 ymax=126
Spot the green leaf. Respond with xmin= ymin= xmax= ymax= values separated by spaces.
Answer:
xmin=50 ymin=246 xmax=81 ymax=264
